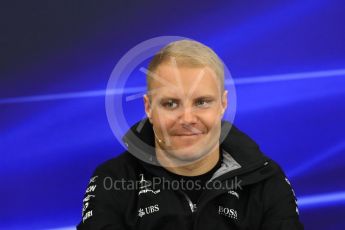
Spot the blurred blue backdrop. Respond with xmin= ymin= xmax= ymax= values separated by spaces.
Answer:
xmin=1 ymin=0 xmax=345 ymax=229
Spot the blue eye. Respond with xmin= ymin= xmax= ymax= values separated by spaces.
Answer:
xmin=162 ymin=100 xmax=178 ymax=109
xmin=196 ymin=99 xmax=211 ymax=107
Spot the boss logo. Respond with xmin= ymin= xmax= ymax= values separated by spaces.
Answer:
xmin=218 ymin=205 xmax=238 ymax=220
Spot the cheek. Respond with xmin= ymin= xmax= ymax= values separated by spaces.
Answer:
xmin=200 ymin=110 xmax=222 ymax=127
xmin=152 ymin=106 xmax=177 ymax=120
xmin=151 ymin=112 xmax=175 ymax=132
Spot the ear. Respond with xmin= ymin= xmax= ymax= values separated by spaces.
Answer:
xmin=221 ymin=90 xmax=228 ymax=115
xmin=143 ymin=94 xmax=152 ymax=123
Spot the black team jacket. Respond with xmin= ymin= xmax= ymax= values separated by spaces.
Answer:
xmin=77 ymin=119 xmax=304 ymax=230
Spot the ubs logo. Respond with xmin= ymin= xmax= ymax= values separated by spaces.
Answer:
xmin=138 ymin=204 xmax=160 ymax=218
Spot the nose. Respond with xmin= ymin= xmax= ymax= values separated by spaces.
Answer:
xmin=179 ymin=107 xmax=197 ymax=125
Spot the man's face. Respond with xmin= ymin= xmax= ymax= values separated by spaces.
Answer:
xmin=144 ymin=62 xmax=227 ymax=163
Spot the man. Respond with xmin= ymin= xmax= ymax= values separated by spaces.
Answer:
xmin=77 ymin=40 xmax=303 ymax=229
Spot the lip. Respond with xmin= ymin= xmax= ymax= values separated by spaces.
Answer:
xmin=174 ymin=133 xmax=204 ymax=136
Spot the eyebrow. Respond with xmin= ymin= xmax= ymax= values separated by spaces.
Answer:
xmin=159 ymin=95 xmax=216 ymax=101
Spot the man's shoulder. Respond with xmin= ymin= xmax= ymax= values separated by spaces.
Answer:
xmin=93 ymin=151 xmax=139 ymax=178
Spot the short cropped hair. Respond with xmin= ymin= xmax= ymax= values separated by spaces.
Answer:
xmin=146 ymin=39 xmax=224 ymax=92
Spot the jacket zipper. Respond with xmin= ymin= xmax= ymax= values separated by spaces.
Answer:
xmin=180 ymin=191 xmax=196 ymax=213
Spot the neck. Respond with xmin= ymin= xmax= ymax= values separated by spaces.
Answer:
xmin=155 ymin=142 xmax=220 ymax=176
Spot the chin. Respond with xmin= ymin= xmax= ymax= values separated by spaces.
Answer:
xmin=169 ymin=145 xmax=209 ymax=163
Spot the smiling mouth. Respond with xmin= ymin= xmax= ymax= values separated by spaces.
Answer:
xmin=175 ymin=133 xmax=204 ymax=136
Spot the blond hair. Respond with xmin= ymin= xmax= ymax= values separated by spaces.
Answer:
xmin=146 ymin=39 xmax=224 ymax=92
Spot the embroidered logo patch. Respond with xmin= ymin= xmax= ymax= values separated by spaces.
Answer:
xmin=138 ymin=204 xmax=160 ymax=218
xmin=218 ymin=205 xmax=238 ymax=220
xmin=228 ymin=190 xmax=240 ymax=199
xmin=138 ymin=174 xmax=160 ymax=195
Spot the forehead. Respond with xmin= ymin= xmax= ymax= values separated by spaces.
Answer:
xmin=149 ymin=63 xmax=221 ymax=98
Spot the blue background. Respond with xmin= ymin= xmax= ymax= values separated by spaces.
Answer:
xmin=1 ymin=0 xmax=345 ymax=229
